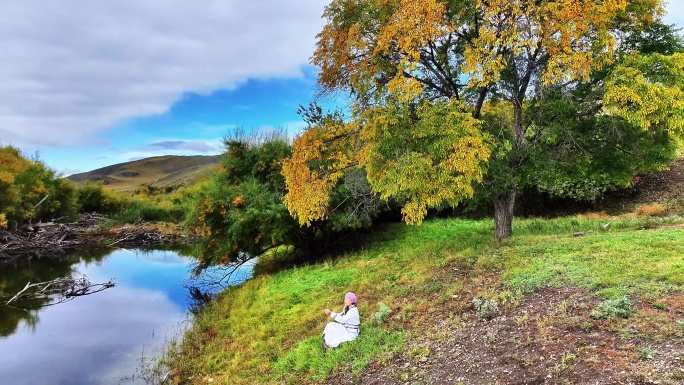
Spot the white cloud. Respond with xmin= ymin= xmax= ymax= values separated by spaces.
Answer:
xmin=664 ymin=1 xmax=684 ymax=26
xmin=116 ymin=139 xmax=224 ymax=163
xmin=0 ymin=0 xmax=328 ymax=148
xmin=138 ymin=140 xmax=219 ymax=153
xmin=5 ymin=1 xmax=679 ymax=155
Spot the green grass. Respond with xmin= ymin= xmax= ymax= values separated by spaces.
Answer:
xmin=166 ymin=215 xmax=684 ymax=384
xmin=109 ymin=199 xmax=184 ymax=224
xmin=273 ymin=326 xmax=405 ymax=382
xmin=500 ymin=228 xmax=684 ymax=297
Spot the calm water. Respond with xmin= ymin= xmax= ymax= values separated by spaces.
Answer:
xmin=0 ymin=249 xmax=253 ymax=385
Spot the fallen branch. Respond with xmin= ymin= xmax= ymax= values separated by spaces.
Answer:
xmin=33 ymin=194 xmax=50 ymax=209
xmin=4 ymin=275 xmax=115 ymax=307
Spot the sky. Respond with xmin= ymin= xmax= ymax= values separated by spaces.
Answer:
xmin=1 ymin=1 xmax=683 ymax=176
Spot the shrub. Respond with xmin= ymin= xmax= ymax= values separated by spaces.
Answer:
xmin=186 ymin=132 xmax=388 ymax=269
xmin=0 ymin=145 xmax=79 ymax=224
xmin=370 ymin=303 xmax=391 ymax=325
xmin=76 ymin=182 xmax=130 ymax=215
xmin=113 ymin=200 xmax=161 ymax=223
xmin=112 ymin=199 xmax=183 ymax=224
xmin=590 ymin=297 xmax=634 ymax=320
xmin=472 ymin=297 xmax=501 ymax=320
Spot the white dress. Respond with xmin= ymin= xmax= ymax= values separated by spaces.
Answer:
xmin=323 ymin=305 xmax=360 ymax=348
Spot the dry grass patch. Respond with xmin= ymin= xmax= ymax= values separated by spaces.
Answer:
xmin=633 ymin=204 xmax=668 ymax=217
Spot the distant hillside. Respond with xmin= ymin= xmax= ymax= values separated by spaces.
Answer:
xmin=67 ymin=155 xmax=221 ymax=192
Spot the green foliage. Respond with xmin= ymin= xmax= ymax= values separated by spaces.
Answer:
xmin=186 ymin=130 xmax=390 ymax=269
xmin=0 ymin=145 xmax=79 ymax=225
xmin=111 ymin=198 xmax=184 ymax=224
xmin=637 ymin=348 xmax=658 ymax=360
xmin=590 ymin=297 xmax=635 ymax=320
xmin=620 ymin=22 xmax=684 ymax=56
xmin=605 ymin=52 xmax=684 ymax=136
xmin=472 ymin=297 xmax=501 ymax=320
xmin=370 ymin=302 xmax=391 ymax=326
xmin=75 ymin=181 xmax=184 ymax=224
xmin=520 ymin=86 xmax=679 ymax=201
xmin=184 ymin=134 xmax=300 ymax=267
xmin=359 ymin=99 xmax=491 ymax=224
xmin=75 ymin=182 xmax=130 ymax=215
xmin=327 ymin=168 xmax=389 ymax=231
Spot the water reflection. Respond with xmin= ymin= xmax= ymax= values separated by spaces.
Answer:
xmin=0 ymin=251 xmax=109 ymax=337
xmin=0 ymin=248 xmax=253 ymax=385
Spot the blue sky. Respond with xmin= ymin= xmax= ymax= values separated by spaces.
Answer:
xmin=1 ymin=1 xmax=682 ymax=176
xmin=33 ymin=73 xmax=326 ymax=175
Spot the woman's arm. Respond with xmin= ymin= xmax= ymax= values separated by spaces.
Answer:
xmin=333 ymin=307 xmax=359 ymax=325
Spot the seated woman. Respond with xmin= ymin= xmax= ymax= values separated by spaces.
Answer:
xmin=322 ymin=292 xmax=360 ymax=349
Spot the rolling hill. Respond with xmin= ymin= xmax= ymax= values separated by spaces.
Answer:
xmin=67 ymin=154 xmax=221 ymax=192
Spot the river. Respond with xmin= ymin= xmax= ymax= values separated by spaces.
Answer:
xmin=0 ymin=248 xmax=253 ymax=385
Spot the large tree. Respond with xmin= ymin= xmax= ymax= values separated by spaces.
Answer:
xmin=283 ymin=0 xmax=683 ymax=240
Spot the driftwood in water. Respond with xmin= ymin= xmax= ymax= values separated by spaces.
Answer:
xmin=104 ymin=224 xmax=195 ymax=249
xmin=0 ymin=213 xmax=104 ymax=262
xmin=0 ymin=214 xmax=198 ymax=263
xmin=4 ymin=275 xmax=115 ymax=307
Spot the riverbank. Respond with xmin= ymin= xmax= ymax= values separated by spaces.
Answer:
xmin=165 ymin=213 xmax=684 ymax=384
xmin=0 ymin=214 xmax=197 ymax=263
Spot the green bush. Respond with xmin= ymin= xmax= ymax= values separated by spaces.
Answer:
xmin=370 ymin=302 xmax=392 ymax=325
xmin=76 ymin=182 xmax=130 ymax=215
xmin=590 ymin=297 xmax=635 ymax=320
xmin=112 ymin=199 xmax=181 ymax=224
xmin=0 ymin=145 xmax=79 ymax=225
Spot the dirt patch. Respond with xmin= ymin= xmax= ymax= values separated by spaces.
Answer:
xmin=330 ymin=287 xmax=684 ymax=384
xmin=599 ymin=159 xmax=684 ymax=214
xmin=633 ymin=159 xmax=684 ymax=204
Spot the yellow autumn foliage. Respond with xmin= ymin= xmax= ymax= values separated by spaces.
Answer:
xmin=284 ymin=99 xmax=491 ymax=226
xmin=295 ymin=0 xmax=667 ymax=237
xmin=604 ymin=52 xmax=684 ymax=135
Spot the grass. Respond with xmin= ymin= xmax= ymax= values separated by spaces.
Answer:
xmin=500 ymin=226 xmax=684 ymax=297
xmin=108 ymin=199 xmax=185 ymax=225
xmin=166 ymin=214 xmax=684 ymax=384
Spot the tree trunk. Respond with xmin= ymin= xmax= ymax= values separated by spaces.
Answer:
xmin=493 ymin=188 xmax=516 ymax=241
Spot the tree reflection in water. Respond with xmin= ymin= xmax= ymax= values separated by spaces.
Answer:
xmin=0 ymin=248 xmax=111 ymax=336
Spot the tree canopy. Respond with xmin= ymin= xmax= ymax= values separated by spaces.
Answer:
xmin=283 ymin=0 xmax=683 ymax=240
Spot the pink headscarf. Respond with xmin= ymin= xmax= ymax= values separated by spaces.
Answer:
xmin=345 ymin=292 xmax=357 ymax=304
